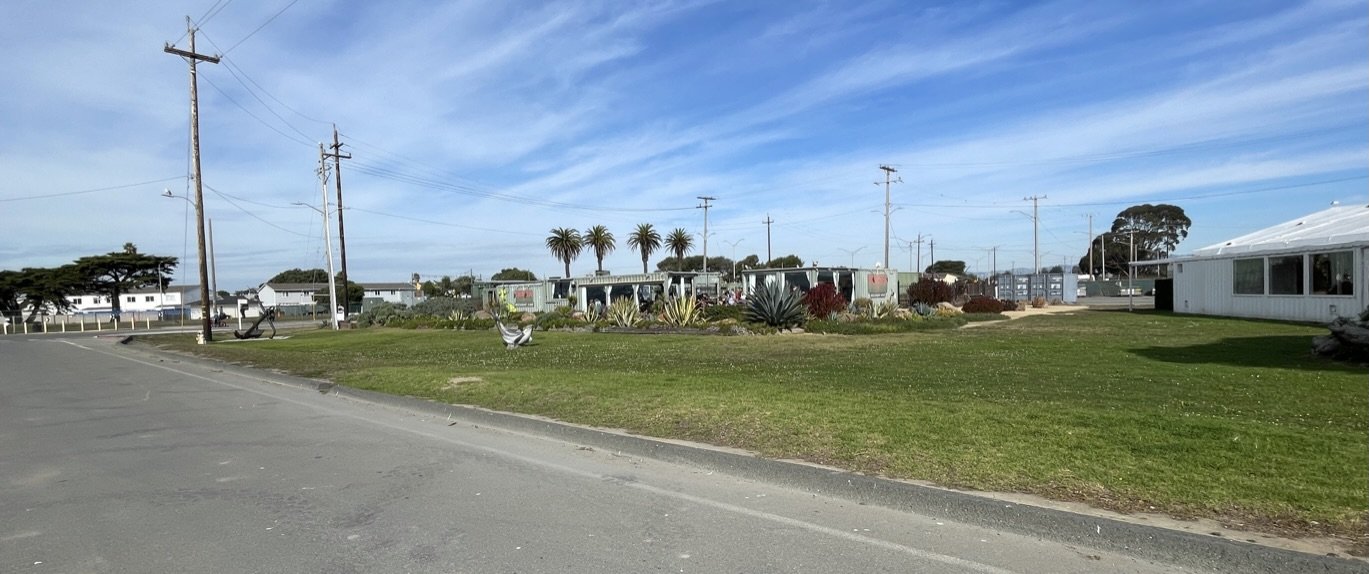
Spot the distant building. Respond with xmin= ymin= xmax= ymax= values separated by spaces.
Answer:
xmin=740 ymin=266 xmax=900 ymax=307
xmin=64 ymin=284 xmax=202 ymax=319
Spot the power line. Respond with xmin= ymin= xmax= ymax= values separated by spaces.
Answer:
xmin=196 ymin=31 xmax=315 ymax=145
xmin=347 ymin=160 xmax=695 ymax=213
xmin=200 ymin=75 xmax=314 ymax=147
xmin=346 ymin=207 xmax=539 ymax=236
xmin=203 ymin=183 xmax=312 ymax=237
xmin=0 ymin=176 xmax=184 ymax=202
xmin=222 ymin=0 xmax=301 ymax=55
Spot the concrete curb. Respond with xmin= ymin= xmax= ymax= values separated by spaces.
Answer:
xmin=128 ymin=338 xmax=1362 ymax=574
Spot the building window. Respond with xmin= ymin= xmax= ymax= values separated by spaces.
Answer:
xmin=1233 ymin=259 xmax=1264 ymax=294
xmin=145 ymin=295 xmax=155 ymax=302
xmin=389 ymin=290 xmax=397 ymax=295
xmin=126 ymin=296 xmax=136 ymax=303
xmin=1269 ymin=255 xmax=1304 ymax=295
xmin=1311 ymin=251 xmax=1354 ymax=295
xmin=73 ymin=297 xmax=83 ymax=305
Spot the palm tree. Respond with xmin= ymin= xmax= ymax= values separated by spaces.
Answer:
xmin=665 ymin=228 xmax=693 ymax=271
xmin=626 ymin=223 xmax=662 ymax=274
xmin=582 ymin=225 xmax=616 ymax=274
xmin=546 ymin=227 xmax=583 ymax=277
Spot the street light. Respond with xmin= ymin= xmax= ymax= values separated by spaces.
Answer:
xmin=723 ymin=238 xmax=744 ymax=285
xmin=292 ymin=201 xmax=340 ymax=330
xmin=838 ymin=246 xmax=866 ymax=267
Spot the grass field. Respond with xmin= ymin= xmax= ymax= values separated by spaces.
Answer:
xmin=148 ymin=310 xmax=1367 ymax=543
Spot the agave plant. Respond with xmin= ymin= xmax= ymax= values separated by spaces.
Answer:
xmin=912 ymin=302 xmax=936 ymax=318
xmin=447 ymin=309 xmax=472 ymax=322
xmin=870 ymin=300 xmax=898 ymax=319
xmin=606 ymin=297 xmax=640 ymax=327
xmin=745 ymin=282 xmax=806 ymax=328
xmin=660 ymin=295 xmax=702 ymax=327
xmin=583 ymin=303 xmax=604 ymax=324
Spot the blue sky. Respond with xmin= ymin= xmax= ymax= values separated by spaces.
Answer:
xmin=1 ymin=0 xmax=1365 ymax=291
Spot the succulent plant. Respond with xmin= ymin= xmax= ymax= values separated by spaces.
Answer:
xmin=606 ymin=297 xmax=639 ymax=327
xmin=745 ymin=282 xmax=806 ymax=328
xmin=660 ymin=295 xmax=702 ymax=327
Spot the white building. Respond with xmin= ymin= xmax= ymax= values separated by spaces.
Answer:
xmin=257 ymin=282 xmax=326 ymax=309
xmin=65 ymin=285 xmax=202 ymax=319
xmin=258 ymin=281 xmax=422 ymax=313
xmin=740 ymin=266 xmax=900 ymax=307
xmin=1161 ymin=204 xmax=1368 ymax=322
xmin=360 ymin=282 xmax=421 ymax=307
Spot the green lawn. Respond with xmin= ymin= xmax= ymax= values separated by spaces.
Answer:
xmin=147 ymin=310 xmax=1367 ymax=542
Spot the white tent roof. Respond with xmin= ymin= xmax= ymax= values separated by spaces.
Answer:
xmin=1191 ymin=203 xmax=1369 ymax=258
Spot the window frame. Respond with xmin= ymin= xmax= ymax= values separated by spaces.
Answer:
xmin=1268 ymin=254 xmax=1305 ymax=295
xmin=1232 ymin=258 xmax=1264 ymax=295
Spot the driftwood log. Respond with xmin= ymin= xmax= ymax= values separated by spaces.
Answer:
xmin=1312 ymin=307 xmax=1369 ymax=360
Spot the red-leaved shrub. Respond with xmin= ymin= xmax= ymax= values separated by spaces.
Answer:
xmin=907 ymin=278 xmax=955 ymax=305
xmin=961 ymin=296 xmax=1004 ymax=314
xmin=803 ymin=282 xmax=847 ymax=319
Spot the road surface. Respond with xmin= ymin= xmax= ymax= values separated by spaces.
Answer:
xmin=0 ymin=334 xmax=1253 ymax=573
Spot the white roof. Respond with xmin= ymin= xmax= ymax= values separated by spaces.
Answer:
xmin=1191 ymin=203 xmax=1369 ymax=258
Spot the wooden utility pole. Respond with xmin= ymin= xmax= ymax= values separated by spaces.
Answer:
xmin=878 ymin=165 xmax=900 ymax=269
xmin=325 ymin=125 xmax=352 ymax=314
xmin=1086 ymin=213 xmax=1095 ymax=280
xmin=164 ymin=16 xmax=219 ymax=344
xmin=1024 ymin=195 xmax=1046 ymax=273
xmin=912 ymin=233 xmax=927 ymax=273
xmin=698 ymin=196 xmax=716 ymax=295
xmin=762 ymin=214 xmax=774 ymax=264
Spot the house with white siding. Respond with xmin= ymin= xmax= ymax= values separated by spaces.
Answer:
xmin=66 ymin=284 xmax=203 ymax=319
xmin=360 ymin=282 xmax=421 ymax=307
xmin=257 ymin=281 xmax=422 ymax=313
xmin=257 ymin=282 xmax=327 ymax=309
xmin=1157 ymin=204 xmax=1368 ymax=322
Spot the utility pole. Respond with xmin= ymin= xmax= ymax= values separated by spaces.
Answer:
xmin=698 ymin=196 xmax=715 ymax=295
xmin=1128 ymin=230 xmax=1135 ymax=312
xmin=990 ymin=246 xmax=999 ymax=298
xmin=318 ymin=144 xmax=340 ymax=330
xmin=928 ymin=238 xmax=935 ymax=273
xmin=913 ymin=233 xmax=927 ymax=273
xmin=1024 ymin=195 xmax=1046 ymax=273
xmin=208 ymin=218 xmax=218 ymax=318
xmin=1086 ymin=213 xmax=1095 ymax=280
xmin=762 ymin=214 xmax=774 ymax=265
xmin=326 ymin=125 xmax=352 ymax=316
xmin=164 ymin=16 xmax=219 ymax=344
xmin=878 ymin=165 xmax=901 ymax=269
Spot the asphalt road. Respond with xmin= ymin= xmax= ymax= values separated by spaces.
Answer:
xmin=0 ymin=335 xmax=1229 ymax=573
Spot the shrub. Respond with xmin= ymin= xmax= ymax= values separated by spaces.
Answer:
xmin=907 ymin=278 xmax=955 ymax=305
xmin=852 ymin=297 xmax=874 ymax=315
xmin=355 ymin=302 xmax=411 ymax=327
xmin=1000 ymin=299 xmax=1019 ymax=311
xmin=803 ymin=283 xmax=847 ymax=319
xmin=1031 ymin=296 xmax=1048 ymax=309
xmin=703 ymin=304 xmax=745 ymax=323
xmin=412 ymin=296 xmax=475 ymax=317
xmin=961 ymin=296 xmax=1004 ymax=314
xmin=746 ymin=282 xmax=806 ymax=328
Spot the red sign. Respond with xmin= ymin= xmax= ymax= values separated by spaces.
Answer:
xmin=513 ymin=288 xmax=534 ymax=305
xmin=867 ymin=273 xmax=888 ymax=295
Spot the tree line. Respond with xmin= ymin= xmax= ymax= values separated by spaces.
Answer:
xmin=0 ymin=243 xmax=176 ymax=322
